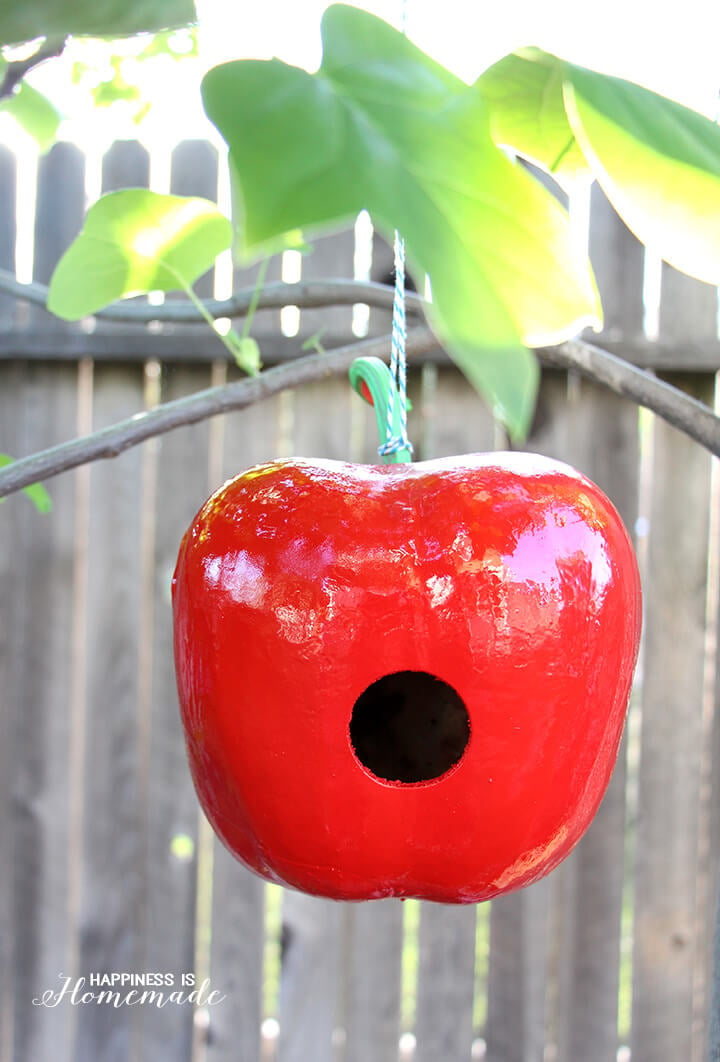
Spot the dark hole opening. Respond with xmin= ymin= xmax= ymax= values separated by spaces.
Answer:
xmin=349 ymin=670 xmax=470 ymax=784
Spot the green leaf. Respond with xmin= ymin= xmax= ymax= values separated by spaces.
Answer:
xmin=137 ymin=27 xmax=198 ymax=61
xmin=92 ymin=65 xmax=142 ymax=107
xmin=224 ymin=333 xmax=262 ymax=375
xmin=0 ymin=455 xmax=52 ymax=512
xmin=202 ymin=3 xmax=600 ymax=439
xmin=47 ymin=189 xmax=232 ymax=319
xmin=0 ymin=81 xmax=60 ymax=152
xmin=564 ymin=66 xmax=720 ymax=284
xmin=477 ymin=48 xmax=591 ymax=184
xmin=301 ymin=328 xmax=327 ymax=356
xmin=0 ymin=0 xmax=195 ymax=46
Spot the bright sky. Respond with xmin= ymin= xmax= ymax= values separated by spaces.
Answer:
xmin=198 ymin=0 xmax=720 ymax=106
xmin=17 ymin=0 xmax=720 ymax=148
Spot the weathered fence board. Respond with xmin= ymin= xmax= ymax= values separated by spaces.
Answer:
xmin=414 ymin=362 xmax=499 ymax=460
xmin=298 ymin=229 xmax=357 ymax=339
xmin=169 ymin=140 xmax=220 ymax=318
xmin=0 ymin=363 xmax=81 ymax=1062
xmin=630 ymin=260 xmax=718 ymax=1062
xmin=0 ymin=363 xmax=19 ymax=1062
xmin=483 ymin=372 xmax=572 ymax=1062
xmin=553 ymin=378 xmax=640 ymax=1062
xmin=96 ymin=142 xmax=154 ymax=347
xmin=138 ymin=363 xmax=214 ymax=1060
xmin=709 ymin=468 xmax=720 ymax=1062
xmin=0 ymin=146 xmax=17 ymax=328
xmin=203 ymin=363 xmax=277 ymax=1062
xmin=486 ymin=883 xmax=550 ymax=1062
xmin=271 ymin=372 xmax=372 ymax=1062
xmin=342 ymin=901 xmax=404 ymax=1062
xmin=74 ymin=363 xmax=148 ymax=1062
xmin=414 ymin=904 xmax=477 ymax=1062
xmin=277 ymin=892 xmax=344 ymax=1062
xmin=631 ymin=374 xmax=715 ymax=1062
xmin=32 ymin=144 xmax=85 ymax=335
xmin=102 ymin=139 xmax=151 ymax=194
xmin=587 ymin=182 xmax=645 ymax=346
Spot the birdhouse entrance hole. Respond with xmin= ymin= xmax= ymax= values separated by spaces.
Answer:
xmin=349 ymin=670 xmax=470 ymax=784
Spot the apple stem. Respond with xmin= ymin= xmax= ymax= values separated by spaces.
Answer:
xmin=349 ymin=356 xmax=414 ymax=464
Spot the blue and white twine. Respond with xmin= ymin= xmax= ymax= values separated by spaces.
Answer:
xmin=378 ymin=231 xmax=413 ymax=458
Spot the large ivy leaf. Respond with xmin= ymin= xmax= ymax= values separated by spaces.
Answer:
xmin=0 ymin=81 xmax=60 ymax=152
xmin=201 ymin=4 xmax=601 ymax=439
xmin=479 ymin=47 xmax=720 ymax=285
xmin=0 ymin=0 xmax=195 ymax=45
xmin=47 ymin=189 xmax=232 ymax=318
xmin=477 ymin=48 xmax=591 ymax=184
xmin=563 ymin=67 xmax=720 ymax=284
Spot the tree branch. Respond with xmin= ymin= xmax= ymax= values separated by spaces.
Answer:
xmin=540 ymin=338 xmax=720 ymax=454
xmin=1 ymin=327 xmax=719 ymax=500
xmin=0 ymin=269 xmax=427 ymax=322
xmin=0 ymin=329 xmax=439 ymax=498
xmin=0 ymin=37 xmax=68 ymax=99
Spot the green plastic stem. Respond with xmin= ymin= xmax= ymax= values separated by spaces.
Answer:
xmin=348 ymin=356 xmax=413 ymax=464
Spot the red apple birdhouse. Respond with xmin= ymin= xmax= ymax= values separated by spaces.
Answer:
xmin=172 ymin=452 xmax=641 ymax=903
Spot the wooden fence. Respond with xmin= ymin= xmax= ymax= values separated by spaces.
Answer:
xmin=1 ymin=139 xmax=720 ymax=1062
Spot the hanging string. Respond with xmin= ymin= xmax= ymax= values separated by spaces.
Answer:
xmin=378 ymin=231 xmax=412 ymax=458
xmin=376 ymin=0 xmax=412 ymax=460
xmin=349 ymin=0 xmax=413 ymax=463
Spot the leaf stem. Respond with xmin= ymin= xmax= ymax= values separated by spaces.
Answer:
xmin=170 ymin=272 xmax=260 ymax=375
xmin=240 ymin=258 xmax=269 ymax=341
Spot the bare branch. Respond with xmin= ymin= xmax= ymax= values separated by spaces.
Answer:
xmin=0 ymin=37 xmax=68 ymax=99
xmin=1 ymin=327 xmax=720 ymax=501
xmin=540 ymin=338 xmax=720 ymax=454
xmin=0 ymin=268 xmax=428 ymax=322
xmin=0 ymin=328 xmax=440 ymax=498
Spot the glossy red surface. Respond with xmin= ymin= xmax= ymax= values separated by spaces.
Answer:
xmin=172 ymin=453 xmax=642 ymax=903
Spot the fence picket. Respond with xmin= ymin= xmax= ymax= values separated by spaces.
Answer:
xmin=587 ymin=184 xmax=645 ymax=346
xmin=0 ymin=363 xmax=83 ymax=1062
xmin=298 ymin=228 xmax=357 ymax=340
xmin=708 ymin=491 xmax=720 ymax=1062
xmin=277 ymin=893 xmax=343 ymax=1062
xmin=0 ymin=363 xmax=20 ymax=1062
xmin=368 ymin=231 xmax=396 ymax=338
xmin=102 ymin=139 xmax=151 ymax=194
xmin=486 ymin=882 xmax=550 ymax=1062
xmin=31 ymin=143 xmax=85 ymax=334
xmin=73 ymin=364 xmax=148 ymax=1062
xmin=201 ymin=364 xmax=281 ymax=1062
xmin=205 ymin=854 xmax=265 ymax=1062
xmin=631 ymin=376 xmax=714 ymax=1062
xmin=483 ymin=372 xmax=575 ymax=1062
xmin=170 ymin=140 xmax=220 ymax=309
xmin=342 ymin=901 xmax=404 ymax=1062
xmin=92 ymin=141 xmax=154 ymax=345
xmin=415 ymin=364 xmax=498 ymax=460
xmin=555 ymin=378 xmax=639 ymax=1061
xmin=135 ymin=364 xmax=217 ymax=1060
xmin=0 ymin=146 xmax=17 ymax=328
xmin=414 ymin=904 xmax=477 ymax=1062
xmin=630 ymin=264 xmax=718 ymax=1062
xmin=268 ymin=371 xmax=367 ymax=1062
